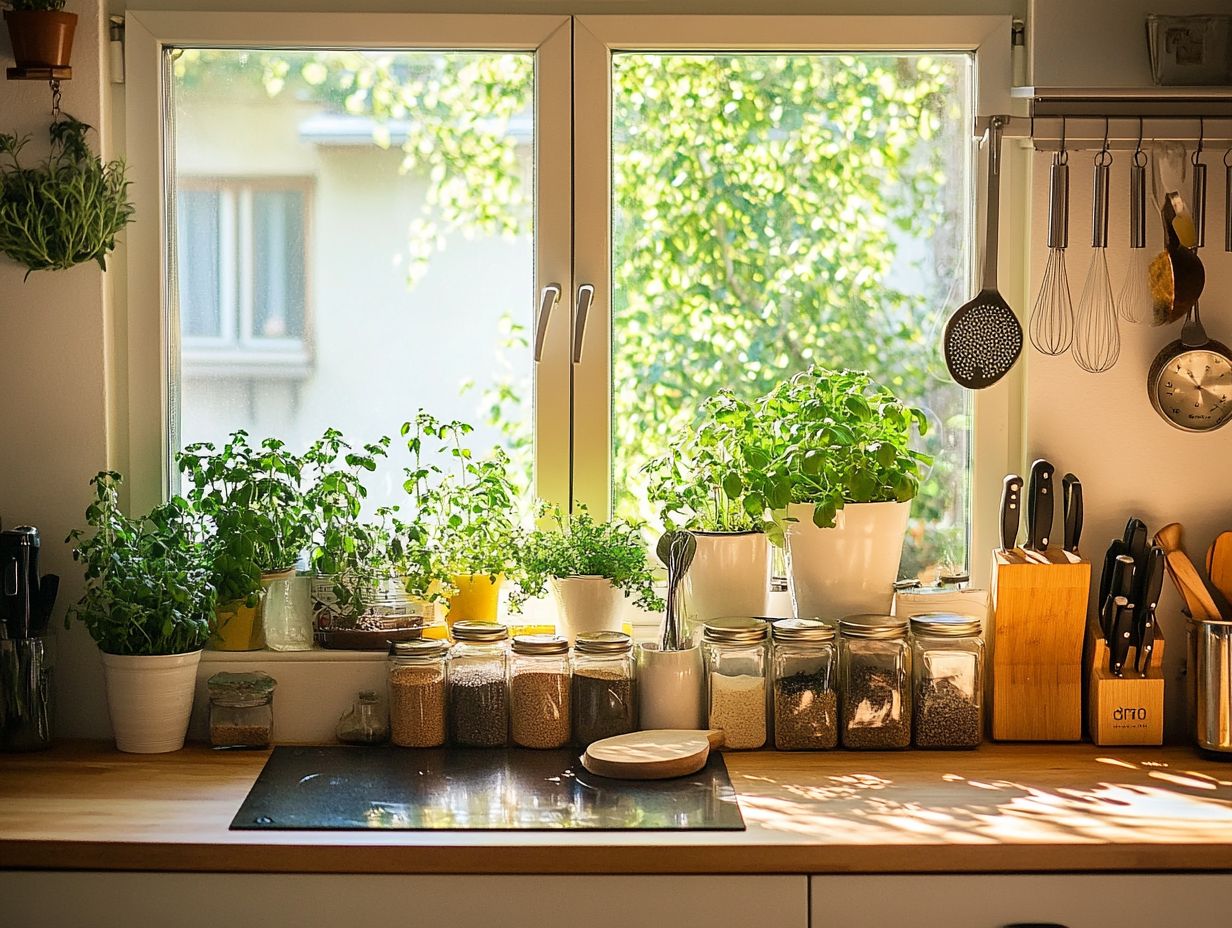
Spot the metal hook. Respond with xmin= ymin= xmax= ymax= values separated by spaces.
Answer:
xmin=1224 ymin=147 xmax=1232 ymax=168
xmin=1094 ymin=117 xmax=1112 ymax=168
xmin=1193 ymin=118 xmax=1205 ymax=163
xmin=1101 ymin=116 xmax=1110 ymax=154
xmin=49 ymin=79 xmax=62 ymax=120
xmin=1133 ymin=117 xmax=1147 ymax=168
xmin=1058 ymin=116 xmax=1068 ymax=166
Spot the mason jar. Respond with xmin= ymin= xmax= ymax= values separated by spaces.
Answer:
xmin=839 ymin=614 xmax=911 ymax=750
xmin=910 ymin=613 xmax=985 ymax=749
xmin=448 ymin=620 xmax=509 ymax=747
xmin=572 ymin=631 xmax=636 ymax=746
xmin=509 ymin=634 xmax=572 ymax=749
xmin=771 ymin=618 xmax=838 ymax=750
xmin=207 ymin=671 xmax=276 ymax=749
xmin=388 ymin=638 xmax=449 ymax=748
xmin=702 ymin=617 xmax=769 ymax=750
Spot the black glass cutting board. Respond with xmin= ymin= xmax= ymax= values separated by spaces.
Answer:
xmin=231 ymin=746 xmax=746 ymax=831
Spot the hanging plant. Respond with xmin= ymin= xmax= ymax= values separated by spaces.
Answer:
xmin=3 ymin=1 xmax=78 ymax=70
xmin=0 ymin=115 xmax=134 ymax=277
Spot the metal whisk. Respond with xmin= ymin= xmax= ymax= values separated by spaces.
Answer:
xmin=1117 ymin=137 xmax=1152 ymax=325
xmin=1073 ymin=142 xmax=1121 ymax=373
xmin=1030 ymin=149 xmax=1074 ymax=355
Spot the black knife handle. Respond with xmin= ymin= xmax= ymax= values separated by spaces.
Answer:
xmin=1135 ymin=547 xmax=1165 ymax=673
xmin=1109 ymin=599 xmax=1134 ymax=677
xmin=1000 ymin=474 xmax=1023 ymax=551
xmin=1026 ymin=459 xmax=1055 ymax=551
xmin=1061 ymin=474 xmax=1082 ymax=553
xmin=1104 ymin=554 xmax=1135 ymax=642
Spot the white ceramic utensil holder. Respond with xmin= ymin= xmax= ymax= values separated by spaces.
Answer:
xmin=636 ymin=643 xmax=703 ymax=730
xmin=785 ymin=500 xmax=910 ymax=620
xmin=682 ymin=531 xmax=772 ymax=626
xmin=550 ymin=575 xmax=625 ymax=644
xmin=101 ymin=650 xmax=202 ymax=753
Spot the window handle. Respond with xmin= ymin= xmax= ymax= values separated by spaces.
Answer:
xmin=532 ymin=283 xmax=561 ymax=362
xmin=572 ymin=283 xmax=594 ymax=364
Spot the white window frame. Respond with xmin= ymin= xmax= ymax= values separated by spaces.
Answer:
xmin=121 ymin=11 xmax=573 ymax=515
xmin=570 ymin=14 xmax=1020 ymax=587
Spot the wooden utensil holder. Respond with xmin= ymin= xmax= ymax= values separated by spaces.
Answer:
xmin=990 ymin=547 xmax=1089 ymax=741
xmin=1086 ymin=615 xmax=1166 ymax=746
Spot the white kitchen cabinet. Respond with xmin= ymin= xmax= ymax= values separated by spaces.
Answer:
xmin=1 ymin=873 xmax=809 ymax=928
xmin=812 ymin=874 xmax=1232 ymax=927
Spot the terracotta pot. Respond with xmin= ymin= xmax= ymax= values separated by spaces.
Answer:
xmin=4 ymin=11 xmax=77 ymax=69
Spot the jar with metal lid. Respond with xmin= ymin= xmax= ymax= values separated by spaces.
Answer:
xmin=771 ymin=618 xmax=838 ymax=750
xmin=448 ymin=620 xmax=509 ymax=747
xmin=839 ymin=614 xmax=911 ymax=750
xmin=207 ymin=671 xmax=276 ymax=749
xmin=510 ymin=634 xmax=571 ymax=749
xmin=702 ymin=617 xmax=769 ymax=750
xmin=910 ymin=613 xmax=984 ymax=749
xmin=572 ymin=631 xmax=636 ymax=746
xmin=389 ymin=639 xmax=449 ymax=747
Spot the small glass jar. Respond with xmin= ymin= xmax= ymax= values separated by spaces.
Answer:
xmin=839 ymin=614 xmax=911 ymax=750
xmin=572 ymin=631 xmax=636 ymax=746
xmin=337 ymin=689 xmax=390 ymax=745
xmin=448 ymin=620 xmax=509 ymax=747
xmin=771 ymin=618 xmax=838 ymax=750
xmin=910 ymin=613 xmax=985 ymax=749
xmin=702 ymin=617 xmax=769 ymax=750
xmin=510 ymin=634 xmax=571 ymax=749
xmin=207 ymin=671 xmax=276 ymax=749
xmin=389 ymin=639 xmax=449 ymax=747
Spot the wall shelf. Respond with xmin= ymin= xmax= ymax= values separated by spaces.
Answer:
xmin=5 ymin=66 xmax=71 ymax=81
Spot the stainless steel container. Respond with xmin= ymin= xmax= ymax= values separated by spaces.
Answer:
xmin=0 ymin=637 xmax=55 ymax=752
xmin=1187 ymin=617 xmax=1232 ymax=754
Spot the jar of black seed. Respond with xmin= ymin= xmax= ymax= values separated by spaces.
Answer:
xmin=771 ymin=618 xmax=837 ymax=750
xmin=448 ymin=621 xmax=509 ymax=747
xmin=839 ymin=614 xmax=911 ymax=750
xmin=909 ymin=613 xmax=984 ymax=749
xmin=572 ymin=631 xmax=636 ymax=746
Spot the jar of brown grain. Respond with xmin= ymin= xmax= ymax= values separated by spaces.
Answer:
xmin=388 ymin=638 xmax=449 ymax=748
xmin=509 ymin=634 xmax=571 ymax=749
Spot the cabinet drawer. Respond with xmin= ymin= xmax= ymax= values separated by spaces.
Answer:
xmin=812 ymin=875 xmax=1232 ymax=927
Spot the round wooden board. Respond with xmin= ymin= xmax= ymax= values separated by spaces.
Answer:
xmin=581 ymin=729 xmax=725 ymax=780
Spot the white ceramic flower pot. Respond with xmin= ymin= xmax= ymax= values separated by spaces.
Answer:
xmin=549 ymin=575 xmax=625 ymax=644
xmin=785 ymin=500 xmax=911 ymax=621
xmin=100 ymin=650 xmax=202 ymax=753
xmin=636 ymin=643 xmax=703 ymax=730
xmin=681 ymin=531 xmax=772 ymax=626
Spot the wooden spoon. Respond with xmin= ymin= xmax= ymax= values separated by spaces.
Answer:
xmin=582 ymin=729 xmax=725 ymax=781
xmin=1206 ymin=532 xmax=1232 ymax=605
xmin=1154 ymin=522 xmax=1183 ymax=554
xmin=1164 ymin=549 xmax=1221 ymax=621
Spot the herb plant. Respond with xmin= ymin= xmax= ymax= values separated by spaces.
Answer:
xmin=402 ymin=411 xmax=519 ymax=579
xmin=513 ymin=505 xmax=663 ymax=611
xmin=66 ymin=472 xmax=216 ymax=656
xmin=0 ymin=116 xmax=133 ymax=277
xmin=759 ymin=367 xmax=930 ymax=529
xmin=4 ymin=2 xmax=69 ymax=11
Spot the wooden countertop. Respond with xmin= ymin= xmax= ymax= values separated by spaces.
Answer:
xmin=3 ymin=741 xmax=1232 ymax=874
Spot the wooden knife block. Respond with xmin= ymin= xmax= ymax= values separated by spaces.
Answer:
xmin=990 ymin=548 xmax=1089 ymax=741
xmin=1085 ymin=614 xmax=1166 ymax=746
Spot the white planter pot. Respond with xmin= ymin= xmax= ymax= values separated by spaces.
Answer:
xmin=636 ymin=643 xmax=703 ymax=730
xmin=549 ymin=575 xmax=625 ymax=644
xmin=681 ymin=531 xmax=772 ymax=627
xmin=785 ymin=500 xmax=911 ymax=621
xmin=100 ymin=650 xmax=202 ymax=753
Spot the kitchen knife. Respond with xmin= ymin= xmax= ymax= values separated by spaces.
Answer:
xmin=999 ymin=474 xmax=1023 ymax=551
xmin=1123 ymin=517 xmax=1149 ymax=600
xmin=1061 ymin=473 xmax=1082 ymax=553
xmin=1103 ymin=553 xmax=1136 ymax=642
xmin=1025 ymin=459 xmax=1055 ymax=552
xmin=1136 ymin=546 xmax=1165 ymax=675
xmin=1109 ymin=599 xmax=1135 ymax=677
xmin=1098 ymin=539 xmax=1127 ymax=637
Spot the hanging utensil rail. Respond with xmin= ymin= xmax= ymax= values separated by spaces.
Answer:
xmin=976 ymin=115 xmax=1232 ymax=151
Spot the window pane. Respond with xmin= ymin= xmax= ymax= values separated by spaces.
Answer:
xmin=611 ymin=53 xmax=973 ymax=579
xmin=169 ymin=49 xmax=536 ymax=509
xmin=177 ymin=188 xmax=222 ymax=339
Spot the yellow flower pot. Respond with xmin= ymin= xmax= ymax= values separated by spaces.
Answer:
xmin=446 ymin=573 xmax=503 ymax=625
xmin=209 ymin=598 xmax=264 ymax=651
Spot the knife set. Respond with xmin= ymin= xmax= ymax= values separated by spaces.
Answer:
xmin=1 ymin=526 xmax=60 ymax=752
xmin=1084 ymin=518 xmax=1167 ymax=746
xmin=989 ymin=459 xmax=1089 ymax=741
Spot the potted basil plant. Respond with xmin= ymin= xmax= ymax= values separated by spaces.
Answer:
xmin=760 ymin=366 xmax=930 ymax=619
xmin=67 ymin=472 xmax=215 ymax=753
xmin=645 ymin=389 xmax=781 ymax=626
xmin=512 ymin=505 xmax=662 ymax=643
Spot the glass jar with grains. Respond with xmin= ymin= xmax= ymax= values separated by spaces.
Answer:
xmin=448 ymin=621 xmax=510 ymax=748
xmin=207 ymin=671 xmax=276 ymax=749
xmin=839 ymin=615 xmax=911 ymax=750
xmin=910 ymin=613 xmax=984 ymax=749
xmin=771 ymin=618 xmax=838 ymax=750
xmin=572 ymin=631 xmax=636 ymax=746
xmin=388 ymin=639 xmax=449 ymax=748
xmin=702 ymin=617 xmax=769 ymax=750
xmin=510 ymin=634 xmax=572 ymax=749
